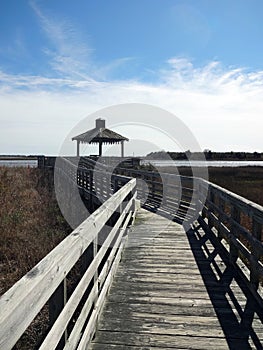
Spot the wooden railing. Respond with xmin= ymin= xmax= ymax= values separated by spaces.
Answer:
xmin=197 ymin=179 xmax=263 ymax=310
xmin=0 ymin=177 xmax=137 ymax=349
xmin=119 ymin=165 xmax=263 ymax=310
xmin=55 ymin=157 xmax=131 ymax=200
xmin=2 ymin=156 xmax=262 ymax=349
xmin=116 ymin=167 xmax=199 ymax=226
xmin=57 ymin=157 xmax=263 ymax=309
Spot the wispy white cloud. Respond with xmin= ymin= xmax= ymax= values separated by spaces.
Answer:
xmin=162 ymin=58 xmax=263 ymax=95
xmin=29 ymin=1 xmax=135 ymax=81
xmin=0 ymin=70 xmax=100 ymax=92
xmin=29 ymin=0 xmax=96 ymax=79
xmin=2 ymin=3 xmax=262 ymax=154
xmin=1 ymin=56 xmax=263 ymax=154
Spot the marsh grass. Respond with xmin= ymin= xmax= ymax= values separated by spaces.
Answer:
xmin=159 ymin=166 xmax=263 ymax=207
xmin=0 ymin=167 xmax=73 ymax=349
xmin=0 ymin=167 xmax=71 ymax=295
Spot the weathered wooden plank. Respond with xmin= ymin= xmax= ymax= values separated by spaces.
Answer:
xmin=105 ymin=294 xmax=247 ymax=312
xmin=91 ymin=208 xmax=263 ymax=350
xmin=92 ymin=330 xmax=237 ymax=349
xmin=102 ymin=300 xmax=239 ymax=317
xmin=116 ymin=266 xmax=217 ymax=275
xmin=98 ymin=314 xmax=263 ymax=338
xmin=92 ymin=345 xmax=186 ymax=350
xmin=111 ymin=275 xmax=222 ymax=286
xmin=106 ymin=287 xmax=247 ymax=301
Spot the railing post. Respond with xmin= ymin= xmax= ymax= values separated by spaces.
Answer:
xmin=90 ymin=171 xmax=94 ymax=210
xmin=217 ymin=196 xmax=225 ymax=240
xmin=114 ymin=178 xmax=119 ymax=193
xmin=106 ymin=175 xmax=111 ymax=199
xmin=162 ymin=174 xmax=168 ymax=208
xmin=250 ymin=218 xmax=262 ymax=290
xmin=49 ymin=278 xmax=67 ymax=349
xmin=93 ymin=235 xmax=98 ymax=300
xmin=200 ymin=182 xmax=207 ymax=219
xmin=207 ymin=189 xmax=214 ymax=229
xmin=84 ymin=171 xmax=88 ymax=190
xmin=141 ymin=174 xmax=146 ymax=203
xmin=151 ymin=173 xmax=155 ymax=200
xmin=230 ymin=205 xmax=240 ymax=263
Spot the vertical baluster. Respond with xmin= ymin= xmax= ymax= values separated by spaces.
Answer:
xmin=250 ymin=218 xmax=262 ymax=290
xmin=89 ymin=171 xmax=93 ymax=211
xmin=49 ymin=278 xmax=67 ymax=349
xmin=106 ymin=174 xmax=111 ymax=199
xmin=84 ymin=171 xmax=87 ymax=190
xmin=200 ymin=182 xmax=207 ymax=219
xmin=151 ymin=173 xmax=155 ymax=201
xmin=207 ymin=189 xmax=215 ymax=229
xmin=114 ymin=178 xmax=119 ymax=193
xmin=79 ymin=170 xmax=82 ymax=187
xmin=163 ymin=174 xmax=168 ymax=209
xmin=77 ymin=169 xmax=80 ymax=187
xmin=229 ymin=205 xmax=240 ymax=263
xmin=93 ymin=235 xmax=98 ymax=302
xmin=217 ymin=196 xmax=225 ymax=240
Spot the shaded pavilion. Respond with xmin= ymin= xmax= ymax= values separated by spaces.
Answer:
xmin=72 ymin=118 xmax=129 ymax=157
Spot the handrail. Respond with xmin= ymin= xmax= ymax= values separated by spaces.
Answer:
xmin=83 ymin=158 xmax=263 ymax=311
xmin=197 ymin=178 xmax=263 ymax=310
xmin=0 ymin=178 xmax=137 ymax=350
xmin=56 ymin=157 xmax=195 ymax=224
xmin=113 ymin=165 xmax=263 ymax=309
xmin=115 ymin=167 xmax=199 ymax=227
xmin=1 ymin=156 xmax=263 ymax=348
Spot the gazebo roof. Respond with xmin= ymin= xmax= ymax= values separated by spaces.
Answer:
xmin=72 ymin=118 xmax=128 ymax=144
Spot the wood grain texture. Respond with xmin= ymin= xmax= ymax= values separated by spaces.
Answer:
xmin=90 ymin=209 xmax=263 ymax=350
xmin=0 ymin=178 xmax=136 ymax=350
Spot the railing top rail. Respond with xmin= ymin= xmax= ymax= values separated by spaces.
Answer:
xmin=199 ymin=178 xmax=263 ymax=222
xmin=56 ymin=157 xmax=132 ymax=182
xmin=60 ymin=156 xmax=195 ymax=182
xmin=0 ymin=178 xmax=136 ymax=349
xmin=59 ymin=155 xmax=263 ymax=223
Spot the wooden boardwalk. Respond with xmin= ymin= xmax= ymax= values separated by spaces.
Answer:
xmin=91 ymin=209 xmax=263 ymax=350
xmin=1 ymin=160 xmax=263 ymax=349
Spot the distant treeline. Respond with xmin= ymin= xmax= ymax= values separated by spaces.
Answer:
xmin=0 ymin=155 xmax=38 ymax=160
xmin=146 ymin=151 xmax=263 ymax=161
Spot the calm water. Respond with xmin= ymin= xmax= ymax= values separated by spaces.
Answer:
xmin=0 ymin=160 xmax=38 ymax=167
xmin=142 ymin=160 xmax=263 ymax=167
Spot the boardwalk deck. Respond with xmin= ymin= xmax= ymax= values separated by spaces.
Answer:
xmin=90 ymin=209 xmax=263 ymax=350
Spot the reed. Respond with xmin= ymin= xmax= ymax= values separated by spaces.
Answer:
xmin=0 ymin=167 xmax=71 ymax=296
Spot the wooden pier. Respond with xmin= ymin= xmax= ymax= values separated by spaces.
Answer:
xmin=91 ymin=208 xmax=263 ymax=349
xmin=0 ymin=157 xmax=263 ymax=349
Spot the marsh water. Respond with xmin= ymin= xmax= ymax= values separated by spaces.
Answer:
xmin=142 ymin=160 xmax=263 ymax=167
xmin=1 ymin=159 xmax=263 ymax=168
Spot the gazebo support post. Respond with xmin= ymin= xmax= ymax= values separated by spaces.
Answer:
xmin=121 ymin=141 xmax=124 ymax=158
xmin=77 ymin=140 xmax=80 ymax=157
xmin=99 ymin=141 xmax=102 ymax=156
xmin=72 ymin=119 xmax=128 ymax=158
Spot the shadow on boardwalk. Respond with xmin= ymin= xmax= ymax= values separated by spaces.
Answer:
xmin=187 ymin=223 xmax=263 ymax=350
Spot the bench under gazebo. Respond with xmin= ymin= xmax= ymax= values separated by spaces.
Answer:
xmin=72 ymin=118 xmax=128 ymax=157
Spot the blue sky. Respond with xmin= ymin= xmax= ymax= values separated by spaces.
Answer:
xmin=1 ymin=0 xmax=263 ymax=155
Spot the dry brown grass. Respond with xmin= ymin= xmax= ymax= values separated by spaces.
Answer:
xmin=159 ymin=166 xmax=263 ymax=207
xmin=0 ymin=167 xmax=71 ymax=296
xmin=207 ymin=167 xmax=263 ymax=207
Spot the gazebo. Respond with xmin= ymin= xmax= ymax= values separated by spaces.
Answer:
xmin=72 ymin=118 xmax=129 ymax=157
